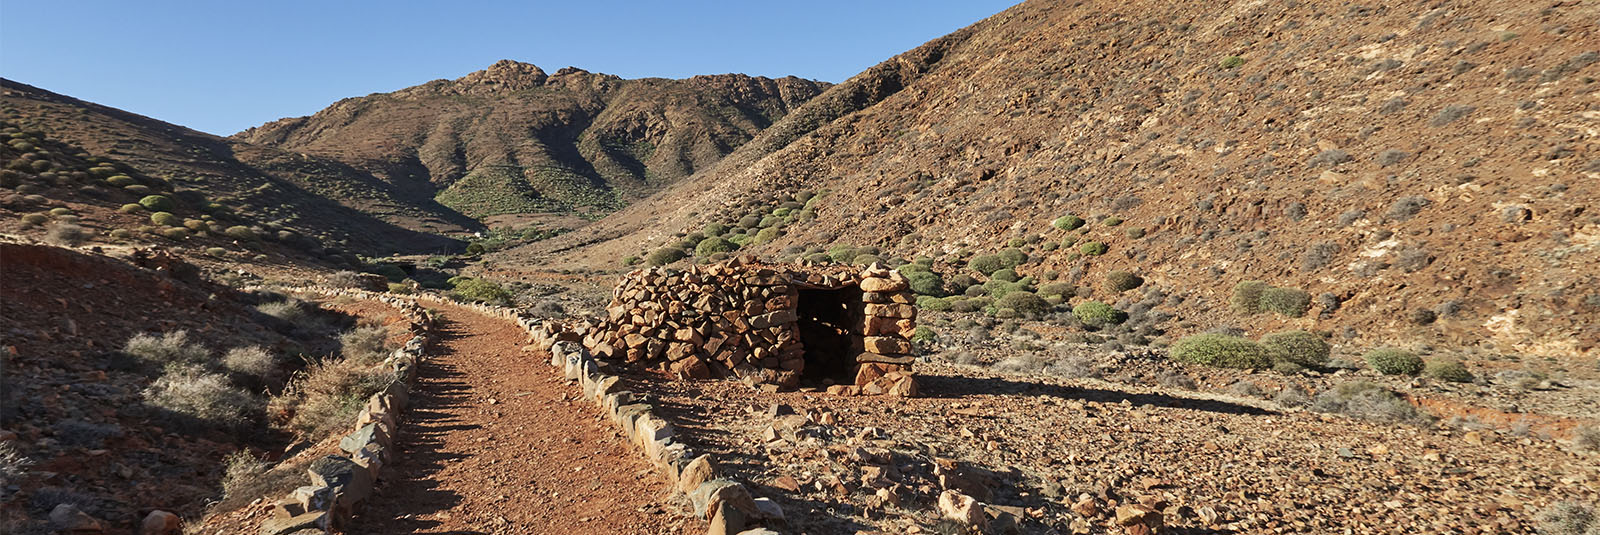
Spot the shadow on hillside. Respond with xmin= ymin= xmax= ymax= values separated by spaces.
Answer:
xmin=349 ymin=319 xmax=479 ymax=535
xmin=915 ymin=372 xmax=1277 ymax=416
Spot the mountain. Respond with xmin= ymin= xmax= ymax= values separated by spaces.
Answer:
xmin=508 ymin=0 xmax=1600 ymax=359
xmin=234 ymin=60 xmax=829 ymax=219
xmin=1 ymin=79 xmax=463 ymax=256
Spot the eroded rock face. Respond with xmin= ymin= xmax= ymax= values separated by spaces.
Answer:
xmin=578 ymin=257 xmax=918 ymax=393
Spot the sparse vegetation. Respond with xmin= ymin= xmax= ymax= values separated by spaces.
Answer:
xmin=1536 ymin=501 xmax=1596 ymax=535
xmin=1079 ymin=241 xmax=1108 ymax=256
xmin=452 ymin=278 xmax=511 ymax=304
xmin=44 ymin=222 xmax=87 ymax=246
xmin=1170 ymin=333 xmax=1271 ymax=369
xmin=144 ymin=368 xmax=261 ymax=428
xmin=968 ymin=254 xmax=1004 ymax=275
xmin=1230 ymin=280 xmax=1269 ymax=314
xmin=1424 ymin=359 xmax=1473 ymax=383
xmin=339 ymin=325 xmax=394 ymax=365
xmin=1072 ymin=301 xmax=1126 ymax=328
xmin=124 ymin=330 xmax=209 ymax=368
xmin=1259 ymin=287 xmax=1311 ymax=317
xmin=647 ymin=247 xmax=687 ymax=266
xmin=1103 ymin=270 xmax=1143 ymax=293
xmin=272 ymin=358 xmax=395 ymax=439
xmin=222 ymin=346 xmax=278 ymax=384
xmin=1365 ymin=348 xmax=1424 ymax=376
xmin=1311 ymin=381 xmax=1431 ymax=425
xmin=1219 ymin=55 xmax=1245 ymax=69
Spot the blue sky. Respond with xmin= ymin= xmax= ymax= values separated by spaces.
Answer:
xmin=0 ymin=1 xmax=1016 ymax=136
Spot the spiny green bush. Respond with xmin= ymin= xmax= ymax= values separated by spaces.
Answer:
xmin=1260 ymin=287 xmax=1312 ymax=317
xmin=125 ymin=331 xmax=209 ymax=367
xmin=138 ymin=195 xmax=175 ymax=211
xmin=703 ymin=222 xmax=728 ymax=236
xmin=1169 ymin=334 xmax=1271 ymax=369
xmin=453 ymin=278 xmax=511 ymax=304
xmin=647 ymin=247 xmax=687 ymax=266
xmin=162 ymin=227 xmax=190 ymax=240
xmin=1220 ymin=55 xmax=1245 ymax=69
xmin=911 ymin=326 xmax=938 ymax=345
xmin=991 ymin=268 xmax=1020 ymax=283
xmin=1038 ymin=282 xmax=1075 ymax=298
xmin=968 ymin=254 xmax=1004 ymax=275
xmin=998 ymin=291 xmax=1050 ymax=317
xmin=1424 ymin=359 xmax=1473 ymax=383
xmin=984 ymin=279 xmax=1031 ymax=300
xmin=20 ymin=213 xmax=47 ymax=226
xmin=1229 ymin=280 xmax=1270 ymax=314
xmin=1052 ymin=215 xmax=1085 ymax=231
xmin=695 ymin=237 xmax=738 ymax=256
xmin=1072 ymin=301 xmax=1126 ymax=328
xmin=224 ymin=226 xmax=256 ymax=241
xmin=1104 ymin=270 xmax=1143 ymax=293
xmin=998 ymin=248 xmax=1028 ymax=268
xmin=916 ymin=295 xmax=952 ymax=311
xmin=905 ymin=270 xmax=944 ymax=296
xmin=1261 ymin=330 xmax=1330 ymax=367
xmin=754 ymin=226 xmax=780 ymax=243
xmin=828 ymin=245 xmax=862 ymax=263
xmin=119 ymin=203 xmax=144 ymax=213
xmin=1101 ymin=216 xmax=1123 ymax=227
xmin=1080 ymin=241 xmax=1108 ymax=256
xmin=150 ymin=211 xmax=180 ymax=226
xmin=107 ymin=175 xmax=137 ymax=187
xmin=1365 ymin=348 xmax=1424 ymax=375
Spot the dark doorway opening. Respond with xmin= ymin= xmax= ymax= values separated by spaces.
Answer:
xmin=794 ymin=285 xmax=863 ymax=384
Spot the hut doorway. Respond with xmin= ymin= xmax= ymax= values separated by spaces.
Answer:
xmin=793 ymin=284 xmax=863 ymax=383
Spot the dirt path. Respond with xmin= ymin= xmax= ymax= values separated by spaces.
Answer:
xmin=353 ymin=304 xmax=690 ymax=534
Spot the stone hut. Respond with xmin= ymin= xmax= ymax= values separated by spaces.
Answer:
xmin=584 ymin=257 xmax=918 ymax=395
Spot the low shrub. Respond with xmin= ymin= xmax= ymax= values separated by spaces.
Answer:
xmin=1535 ymin=501 xmax=1596 ymax=535
xmin=19 ymin=213 xmax=47 ymax=226
xmin=118 ymin=203 xmax=144 ymax=213
xmin=1311 ymin=381 xmax=1432 ymax=425
xmin=647 ymin=247 xmax=687 ymax=266
xmin=138 ymin=195 xmax=175 ymax=211
xmin=44 ymin=222 xmax=87 ymax=246
xmin=1052 ymin=215 xmax=1085 ymax=231
xmin=1230 ymin=280 xmax=1270 ymax=314
xmin=453 ymin=278 xmax=511 ymax=304
xmin=695 ymin=237 xmax=738 ymax=256
xmin=222 ymin=346 xmax=278 ymax=385
xmin=1365 ymin=348 xmax=1424 ymax=375
xmin=1261 ymin=330 xmax=1331 ymax=367
xmin=1072 ymin=301 xmax=1126 ymax=328
xmin=998 ymin=248 xmax=1028 ymax=268
xmin=1101 ymin=216 xmax=1123 ymax=227
xmin=224 ymin=226 xmax=256 ymax=241
xmin=1424 ymin=359 xmax=1473 ymax=383
xmin=998 ymin=291 xmax=1050 ymax=317
xmin=968 ymin=255 xmax=1005 ymax=275
xmin=339 ymin=326 xmax=393 ymax=365
xmin=257 ymin=300 xmax=306 ymax=324
xmin=1274 ymin=385 xmax=1312 ymax=408
xmin=1220 ymin=55 xmax=1245 ymax=69
xmin=125 ymin=331 xmax=209 ymax=367
xmin=1169 ymin=334 xmax=1271 ymax=369
xmin=1104 ymin=270 xmax=1143 ymax=293
xmin=144 ymin=369 xmax=260 ymax=428
xmin=150 ymin=211 xmax=180 ymax=226
xmin=273 ymin=358 xmax=395 ymax=438
xmin=1079 ymin=241 xmax=1108 ymax=256
xmin=991 ymin=268 xmax=1020 ymax=283
xmin=1259 ymin=287 xmax=1311 ymax=317
xmin=911 ymin=326 xmax=938 ymax=345
xmin=906 ymin=271 xmax=944 ymax=296
xmin=916 ymin=295 xmax=952 ymax=311
xmin=1038 ymin=282 xmax=1074 ymax=298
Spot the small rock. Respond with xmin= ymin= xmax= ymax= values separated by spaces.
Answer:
xmin=938 ymin=490 xmax=987 ymax=528
xmin=766 ymin=403 xmax=795 ymax=418
xmin=1115 ymin=504 xmax=1162 ymax=528
xmin=140 ymin=510 xmax=180 ymax=535
xmin=50 ymin=504 xmax=103 ymax=533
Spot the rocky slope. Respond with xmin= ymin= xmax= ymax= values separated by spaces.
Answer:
xmin=235 ymin=60 xmax=829 ymax=219
xmin=511 ymin=0 xmax=1600 ymax=361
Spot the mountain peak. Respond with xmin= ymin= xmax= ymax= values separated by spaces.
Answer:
xmin=455 ymin=59 xmax=548 ymax=91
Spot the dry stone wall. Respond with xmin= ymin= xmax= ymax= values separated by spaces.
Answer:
xmin=578 ymin=257 xmax=919 ymax=395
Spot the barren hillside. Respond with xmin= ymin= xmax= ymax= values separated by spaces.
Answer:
xmin=511 ymin=0 xmax=1600 ymax=361
xmin=235 ymin=60 xmax=829 ymax=219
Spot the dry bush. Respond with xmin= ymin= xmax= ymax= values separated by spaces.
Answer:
xmin=143 ymin=369 xmax=260 ymax=428
xmin=223 ymin=346 xmax=279 ymax=386
xmin=256 ymin=300 xmax=307 ymax=324
xmin=272 ymin=358 xmax=395 ymax=439
xmin=1047 ymin=355 xmax=1101 ymax=379
xmin=338 ymin=325 xmax=393 ymax=365
xmin=1535 ymin=501 xmax=1595 ymax=535
xmin=1311 ymin=381 xmax=1432 ymax=425
xmin=124 ymin=330 xmax=209 ymax=368
xmin=44 ymin=222 xmax=87 ymax=246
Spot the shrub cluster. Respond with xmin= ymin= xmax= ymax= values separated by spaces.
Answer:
xmin=1104 ymin=270 xmax=1143 ymax=293
xmin=1231 ymin=280 xmax=1311 ymax=317
xmin=1310 ymin=381 xmax=1432 ymax=425
xmin=1072 ymin=301 xmax=1126 ymax=328
xmin=1169 ymin=333 xmax=1271 ymax=369
xmin=1365 ymin=348 xmax=1424 ymax=375
xmin=1260 ymin=330 xmax=1330 ymax=367
xmin=1424 ymin=359 xmax=1473 ymax=382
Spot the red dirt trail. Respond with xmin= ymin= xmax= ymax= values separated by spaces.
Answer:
xmin=351 ymin=304 xmax=692 ymax=534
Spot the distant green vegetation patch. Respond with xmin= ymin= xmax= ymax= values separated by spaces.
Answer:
xmin=435 ymin=166 xmax=565 ymax=218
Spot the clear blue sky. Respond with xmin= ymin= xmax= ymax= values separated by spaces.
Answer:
xmin=0 ymin=1 xmax=1016 ymax=136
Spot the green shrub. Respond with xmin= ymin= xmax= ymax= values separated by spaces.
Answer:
xmin=1101 ymin=216 xmax=1123 ymax=227
xmin=1169 ymin=334 xmax=1271 ymax=369
xmin=1052 ymin=215 xmax=1085 ymax=231
xmin=1038 ymin=282 xmax=1075 ymax=297
xmin=119 ymin=203 xmax=144 ymax=213
xmin=222 ymin=346 xmax=278 ymax=382
xmin=162 ymin=228 xmax=191 ymax=240
xmin=1072 ymin=301 xmax=1126 ymax=327
xmin=1365 ymin=348 xmax=1424 ymax=375
xmin=1104 ymin=270 xmax=1143 ymax=293
xmin=206 ymin=247 xmax=227 ymax=257
xmin=20 ymin=213 xmax=47 ymax=226
xmin=138 ymin=195 xmax=175 ymax=211
xmin=703 ymin=222 xmax=728 ymax=236
xmin=998 ymin=291 xmax=1050 ymax=317
xmin=695 ymin=237 xmax=738 ymax=256
xmin=852 ymin=253 xmax=884 ymax=266
xmin=109 ymin=229 xmax=132 ymax=240
xmin=758 ymin=215 xmax=782 ymax=227
xmin=107 ymin=175 xmax=137 ymax=187
xmin=647 ymin=247 xmax=687 ymax=266
xmin=453 ymin=278 xmax=511 ymax=304
xmin=754 ymin=227 xmax=780 ymax=243
xmin=998 ymin=248 xmax=1028 ymax=268
xmin=1230 ymin=280 xmax=1270 ymax=314
xmin=1125 ymin=227 xmax=1146 ymax=239
xmin=916 ymin=295 xmax=952 ymax=311
xmin=984 ymin=279 xmax=1031 ymax=300
xmin=48 ymin=207 xmax=73 ymax=216
xmin=1260 ymin=287 xmax=1311 ymax=317
xmin=727 ymin=234 xmax=753 ymax=247
xmin=991 ymin=268 xmax=1019 ymax=283
xmin=828 ymin=245 xmax=862 ymax=263
xmin=387 ymin=282 xmax=412 ymax=294
xmin=906 ymin=271 xmax=944 ymax=296
xmin=1080 ymin=241 xmax=1108 ymax=255
xmin=1424 ymin=359 xmax=1473 ymax=383
xmin=968 ymin=255 xmax=1004 ymax=275
xmin=224 ymin=226 xmax=256 ymax=241
xmin=623 ymin=255 xmax=640 ymax=266
xmin=150 ymin=211 xmax=180 ymax=226
xmin=1261 ymin=330 xmax=1330 ymax=367
xmin=125 ymin=331 xmax=209 ymax=367
xmin=911 ymin=326 xmax=938 ymax=344
xmin=1220 ymin=55 xmax=1245 ymax=69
